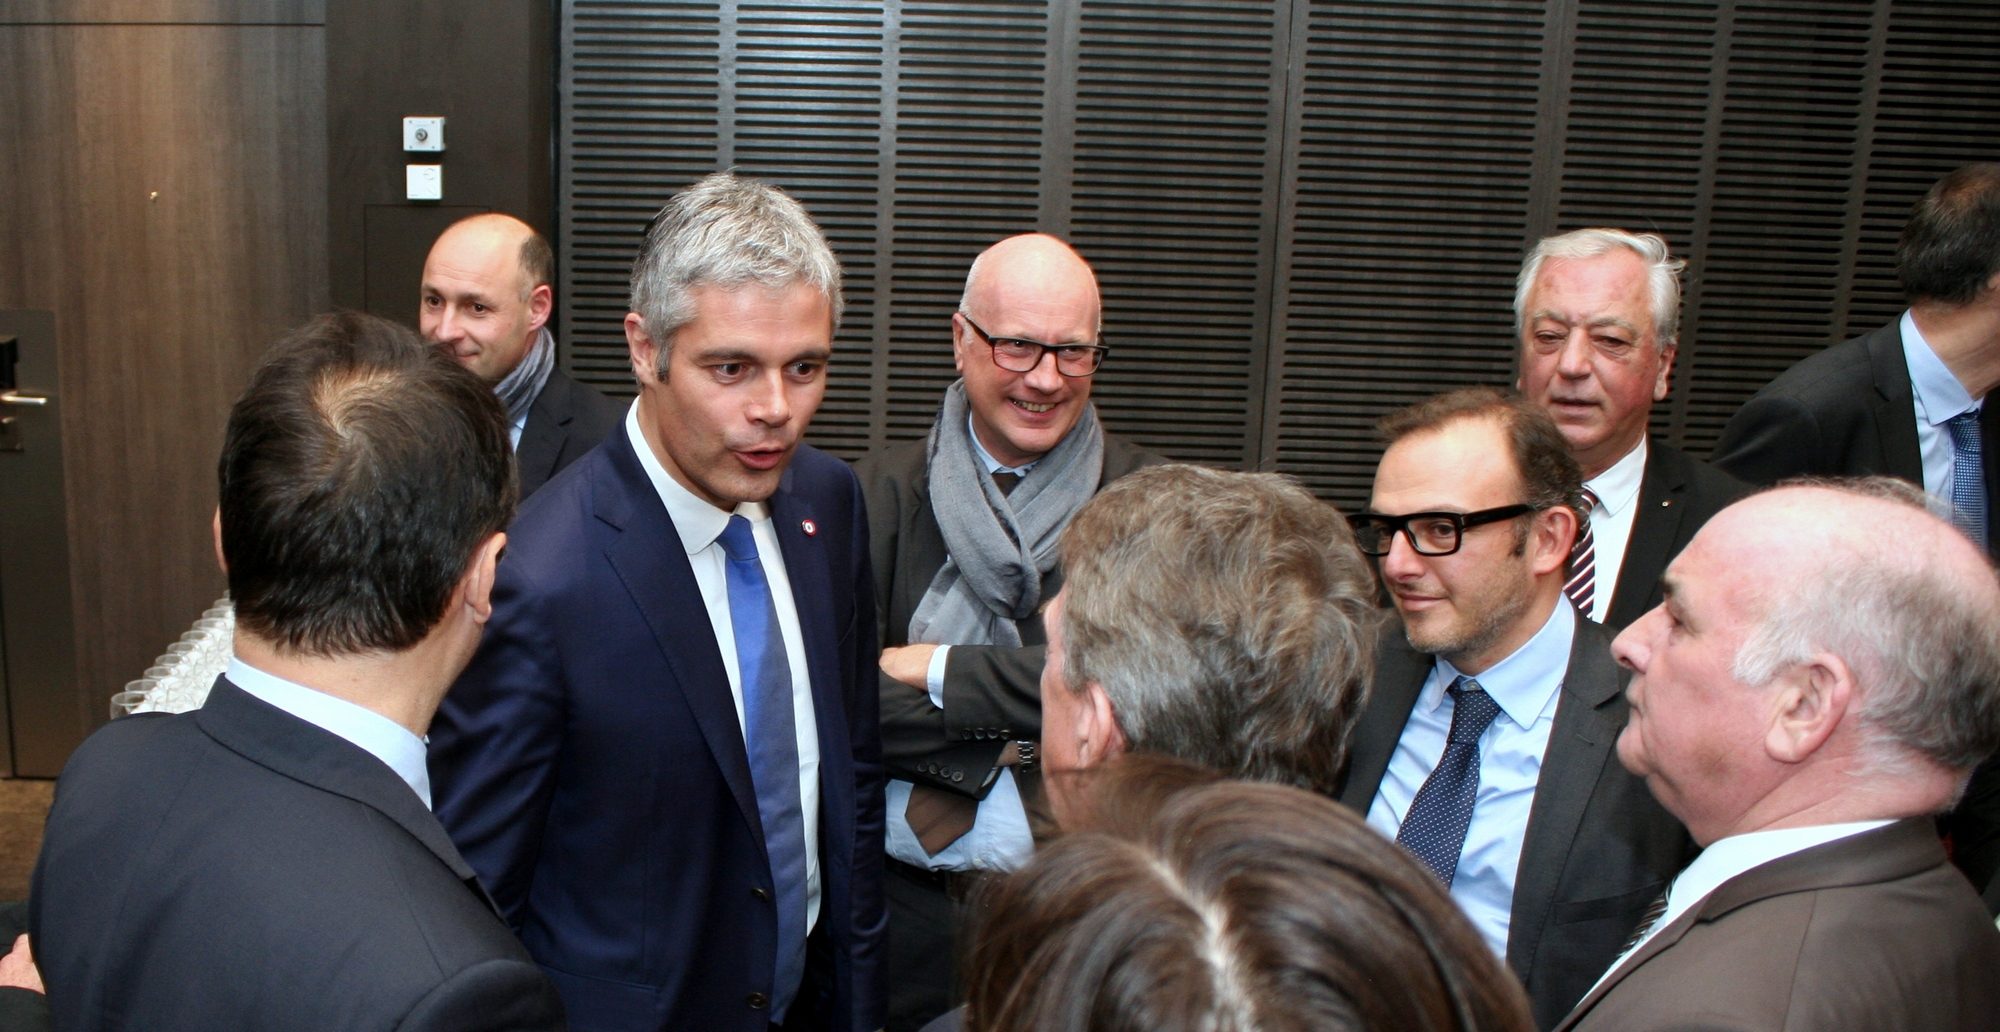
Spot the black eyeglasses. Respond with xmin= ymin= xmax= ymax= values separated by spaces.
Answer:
xmin=962 ymin=316 xmax=1107 ymax=377
xmin=1345 ymin=504 xmax=1539 ymax=557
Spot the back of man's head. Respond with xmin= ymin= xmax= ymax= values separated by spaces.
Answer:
xmin=1730 ymin=482 xmax=2000 ymax=780
xmin=219 ymin=311 xmax=516 ymax=656
xmin=1056 ymin=463 xmax=1380 ymax=795
xmin=1898 ymin=162 xmax=2000 ymax=307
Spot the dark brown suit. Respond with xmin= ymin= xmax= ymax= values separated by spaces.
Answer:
xmin=1556 ymin=819 xmax=2000 ymax=1031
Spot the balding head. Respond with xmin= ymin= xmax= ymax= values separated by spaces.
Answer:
xmin=952 ymin=233 xmax=1104 ymax=467
xmin=1613 ymin=480 xmax=2000 ymax=843
xmin=420 ymin=213 xmax=554 ymax=384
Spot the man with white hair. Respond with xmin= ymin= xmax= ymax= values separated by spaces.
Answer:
xmin=1556 ymin=479 xmax=2000 ymax=1030
xmin=1515 ymin=228 xmax=1745 ymax=628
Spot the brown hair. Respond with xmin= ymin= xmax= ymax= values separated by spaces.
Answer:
xmin=964 ymin=757 xmax=1534 ymax=1032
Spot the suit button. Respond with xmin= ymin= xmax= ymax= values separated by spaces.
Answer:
xmin=951 ymin=770 xmax=964 ymax=783
xmin=751 ymin=886 xmax=771 ymax=901
xmin=747 ymin=992 xmax=769 ymax=1010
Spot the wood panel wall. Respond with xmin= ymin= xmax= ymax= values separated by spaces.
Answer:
xmin=0 ymin=2 xmax=328 ymax=774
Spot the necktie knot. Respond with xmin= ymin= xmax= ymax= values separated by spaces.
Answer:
xmin=1445 ymin=678 xmax=1501 ymax=745
xmin=717 ymin=514 xmax=759 ymax=562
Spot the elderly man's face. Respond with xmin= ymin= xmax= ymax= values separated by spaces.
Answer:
xmin=953 ymin=251 xmax=1100 ymax=468
xmin=625 ymin=280 xmax=831 ymax=509
xmin=1517 ymin=250 xmax=1674 ymax=478
xmin=1610 ymin=519 xmax=1768 ymax=844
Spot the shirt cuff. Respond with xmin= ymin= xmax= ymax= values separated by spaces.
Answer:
xmin=926 ymin=645 xmax=951 ymax=708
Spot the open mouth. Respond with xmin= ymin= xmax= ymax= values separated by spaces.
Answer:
xmin=1011 ymin=399 xmax=1054 ymax=414
xmin=734 ymin=447 xmax=787 ymax=471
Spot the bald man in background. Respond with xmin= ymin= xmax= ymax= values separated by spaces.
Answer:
xmin=421 ymin=213 xmax=623 ymax=496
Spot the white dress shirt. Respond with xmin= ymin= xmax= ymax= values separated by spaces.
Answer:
xmin=1579 ymin=439 xmax=1648 ymax=623
xmin=624 ymin=405 xmax=824 ymax=935
xmin=1367 ymin=600 xmax=1576 ymax=961
xmin=225 ymin=657 xmax=434 ymax=808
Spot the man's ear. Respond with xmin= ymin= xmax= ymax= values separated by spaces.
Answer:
xmin=461 ymin=532 xmax=507 ymax=626
xmin=526 ymin=283 xmax=554 ymax=334
xmin=1653 ymin=341 xmax=1679 ymax=401
xmin=949 ymin=312 xmax=972 ymax=376
xmin=626 ymin=313 xmax=659 ymax=385
xmin=1530 ymin=502 xmax=1578 ymax=577
xmin=1765 ymin=653 xmax=1852 ymax=764
xmin=211 ymin=507 xmax=228 ymax=576
xmin=1077 ymin=681 xmax=1128 ymax=767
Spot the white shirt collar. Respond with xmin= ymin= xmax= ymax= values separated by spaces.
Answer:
xmin=1586 ymin=436 xmax=1648 ymax=515
xmin=1902 ymin=309 xmax=1980 ymax=426
xmin=1429 ymin=599 xmax=1575 ymax=731
xmin=224 ymin=657 xmax=433 ymax=808
xmin=624 ymin=402 xmax=771 ymax=554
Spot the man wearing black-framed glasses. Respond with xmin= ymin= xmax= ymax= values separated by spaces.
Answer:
xmin=1336 ymin=387 xmax=1692 ymax=1030
xmin=853 ymin=233 xmax=1162 ymax=1031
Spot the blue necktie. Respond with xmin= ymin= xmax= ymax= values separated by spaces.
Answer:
xmin=1396 ymin=677 xmax=1503 ymax=886
xmin=718 ymin=515 xmax=808 ymax=1019
xmin=1946 ymin=410 xmax=1987 ymax=549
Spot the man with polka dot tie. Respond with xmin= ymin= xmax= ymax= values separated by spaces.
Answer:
xmin=1338 ymin=387 xmax=1693 ymax=1030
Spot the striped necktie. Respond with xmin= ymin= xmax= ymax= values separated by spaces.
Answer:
xmin=1565 ymin=488 xmax=1599 ymax=618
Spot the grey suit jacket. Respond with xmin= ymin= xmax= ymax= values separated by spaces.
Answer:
xmin=1338 ymin=615 xmax=1693 ymax=1031
xmin=855 ymin=431 xmax=1164 ymax=796
xmin=1556 ymin=819 xmax=2000 ymax=1031
xmin=517 ymin=366 xmax=623 ymax=498
xmin=31 ymin=679 xmax=565 ymax=1032
xmin=1602 ymin=442 xmax=1747 ymax=630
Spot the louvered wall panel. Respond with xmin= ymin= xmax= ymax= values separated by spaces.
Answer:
xmin=563 ymin=3 xmax=726 ymax=387
xmin=1552 ymin=0 xmax=1720 ymax=441
xmin=1271 ymin=0 xmax=1549 ymax=507
xmin=1847 ymin=1 xmax=2000 ymax=339
xmin=1067 ymin=1 xmax=1284 ymax=466
xmin=883 ymin=2 xmax=1052 ymax=446
xmin=1677 ymin=0 xmax=1875 ymax=454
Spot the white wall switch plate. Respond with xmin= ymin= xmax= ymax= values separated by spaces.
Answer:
xmin=406 ymin=164 xmax=443 ymax=201
xmin=402 ymin=116 xmax=446 ymax=152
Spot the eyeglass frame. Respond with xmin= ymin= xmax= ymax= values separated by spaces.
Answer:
xmin=1344 ymin=503 xmax=1540 ymax=557
xmin=960 ymin=315 xmax=1108 ymax=378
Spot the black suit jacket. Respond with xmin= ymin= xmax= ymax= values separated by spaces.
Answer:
xmin=1601 ymin=442 xmax=1747 ymax=630
xmin=1712 ymin=318 xmax=1999 ymax=553
xmin=854 ymin=433 xmax=1164 ymax=794
xmin=30 ymin=679 xmax=565 ymax=1032
xmin=1556 ymin=819 xmax=2000 ymax=1031
xmin=517 ymin=366 xmax=623 ymax=498
xmin=1338 ymin=615 xmax=1693 ymax=1031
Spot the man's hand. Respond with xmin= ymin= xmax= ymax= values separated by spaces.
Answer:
xmin=0 ymin=934 xmax=43 ymax=994
xmin=878 ymin=643 xmax=939 ymax=690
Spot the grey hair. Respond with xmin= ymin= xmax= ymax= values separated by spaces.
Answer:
xmin=1730 ymin=480 xmax=2000 ymax=773
xmin=628 ymin=171 xmax=843 ymax=377
xmin=1056 ymin=464 xmax=1383 ymax=796
xmin=1515 ymin=228 xmax=1685 ymax=348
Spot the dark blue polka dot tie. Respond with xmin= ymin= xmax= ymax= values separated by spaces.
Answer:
xmin=1396 ymin=677 xmax=1502 ymax=886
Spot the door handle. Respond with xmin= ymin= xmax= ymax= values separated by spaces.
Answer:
xmin=0 ymin=390 xmax=49 ymax=407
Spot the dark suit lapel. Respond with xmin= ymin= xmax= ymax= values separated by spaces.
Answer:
xmin=195 ymin=677 xmax=498 ymax=910
xmin=1506 ymin=615 xmax=1626 ymax=979
xmin=769 ymin=478 xmax=843 ymax=785
xmin=594 ymin=430 xmax=766 ymax=845
xmin=1607 ymin=445 xmax=1685 ymax=629
xmin=515 ymin=370 xmax=576 ymax=492
xmin=1337 ymin=626 xmax=1429 ymax=812
xmin=1867 ymin=322 xmax=1925 ymax=481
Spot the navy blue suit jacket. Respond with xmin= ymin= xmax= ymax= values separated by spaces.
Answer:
xmin=430 ymin=426 xmax=886 ymax=1032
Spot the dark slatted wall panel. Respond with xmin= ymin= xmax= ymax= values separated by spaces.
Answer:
xmin=1549 ymin=0 xmax=1721 ymax=441
xmin=1068 ymin=1 xmax=1283 ymax=467
xmin=562 ymin=0 xmax=2000 ymax=493
xmin=1673 ymin=0 xmax=1877 ymax=455
xmin=1269 ymin=1 xmax=1549 ymax=507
